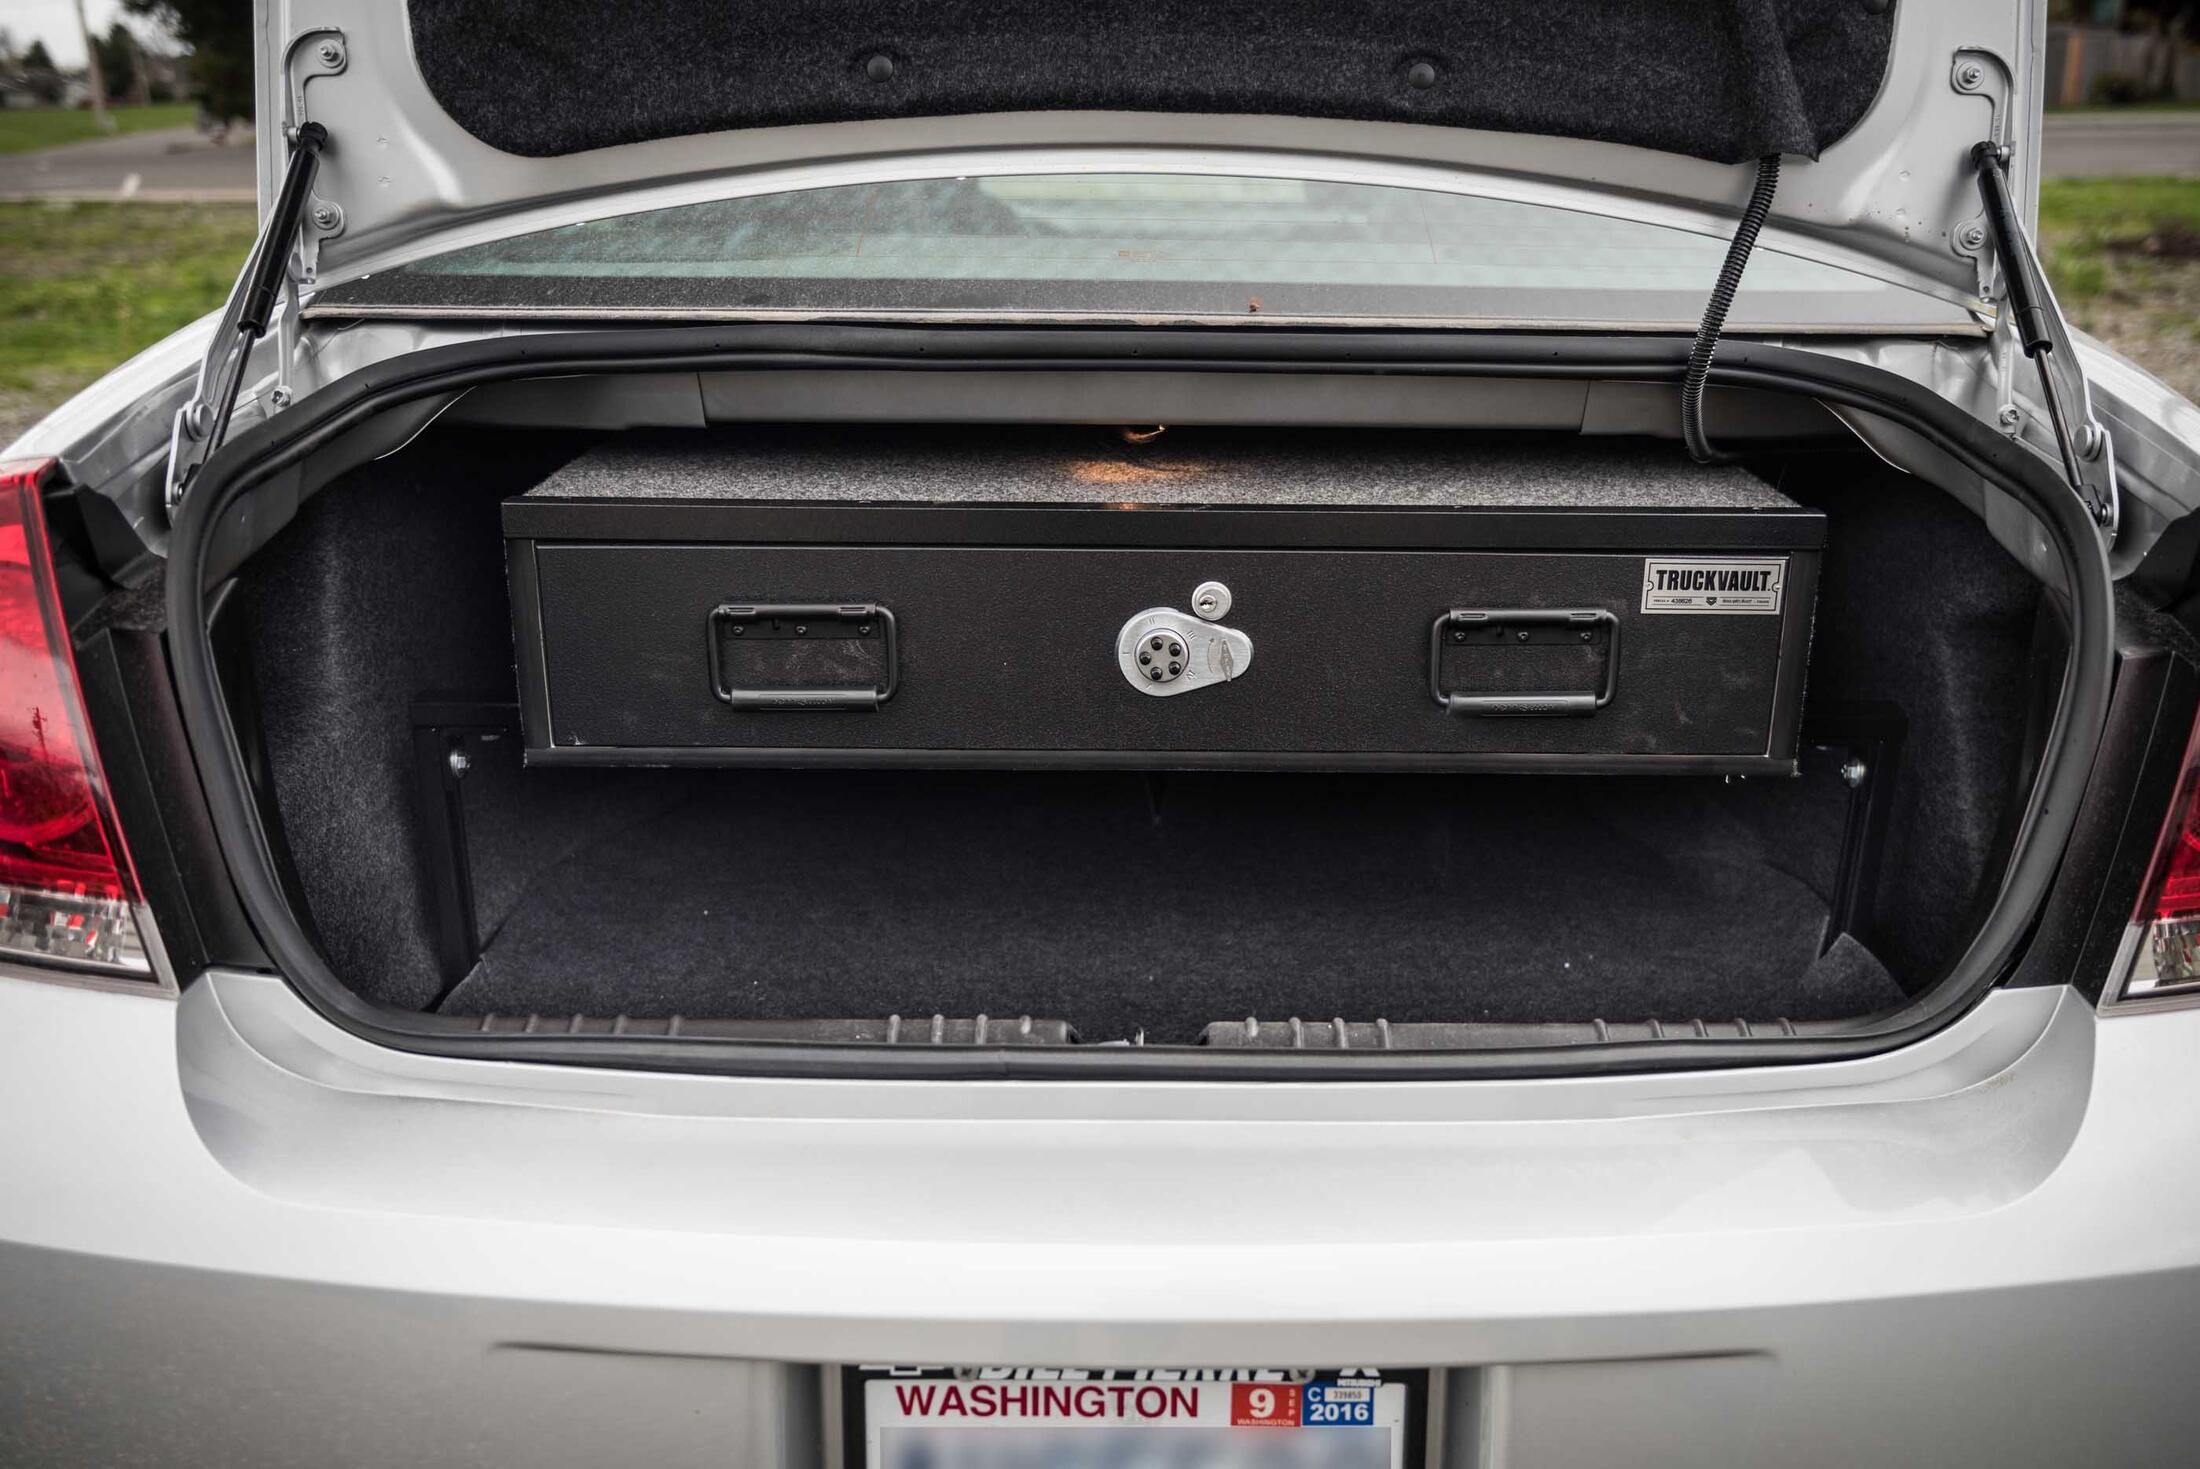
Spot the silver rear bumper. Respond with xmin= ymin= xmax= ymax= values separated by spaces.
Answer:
xmin=4 ymin=969 xmax=2197 ymax=1467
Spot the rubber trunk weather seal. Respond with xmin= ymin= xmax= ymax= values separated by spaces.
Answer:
xmin=1683 ymin=154 xmax=1783 ymax=464
xmin=165 ymin=324 xmax=2115 ymax=1082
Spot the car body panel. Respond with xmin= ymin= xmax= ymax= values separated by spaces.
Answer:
xmin=5 ymin=968 xmax=2200 ymax=1466
xmin=7 ymin=5 xmax=2198 ymax=1458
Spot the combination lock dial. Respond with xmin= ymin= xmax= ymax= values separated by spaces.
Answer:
xmin=1133 ymin=629 xmax=1190 ymax=684
xmin=1115 ymin=584 xmax=1253 ymax=698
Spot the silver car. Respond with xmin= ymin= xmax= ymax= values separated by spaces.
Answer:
xmin=7 ymin=1 xmax=2200 ymax=1464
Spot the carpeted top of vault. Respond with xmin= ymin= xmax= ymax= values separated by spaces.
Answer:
xmin=406 ymin=1 xmax=1893 ymax=165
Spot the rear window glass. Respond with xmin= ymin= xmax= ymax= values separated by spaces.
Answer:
xmin=317 ymin=172 xmax=1974 ymax=333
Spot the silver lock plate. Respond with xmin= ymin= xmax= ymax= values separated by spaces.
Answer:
xmin=1116 ymin=605 xmax=1254 ymax=697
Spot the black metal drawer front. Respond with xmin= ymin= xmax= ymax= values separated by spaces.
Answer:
xmin=514 ymin=541 xmax=1817 ymax=773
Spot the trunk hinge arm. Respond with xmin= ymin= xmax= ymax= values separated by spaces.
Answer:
xmin=1970 ymin=139 xmax=2120 ymax=538
xmin=163 ymin=121 xmax=330 ymax=515
xmin=277 ymin=28 xmax=347 ymax=285
xmin=164 ymin=29 xmax=346 ymax=516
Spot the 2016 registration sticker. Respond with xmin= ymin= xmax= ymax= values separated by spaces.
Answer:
xmin=1305 ymin=1381 xmax=1377 ymax=1426
xmin=858 ymin=1367 xmax=1414 ymax=1469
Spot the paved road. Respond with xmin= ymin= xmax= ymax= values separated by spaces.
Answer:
xmin=2041 ymin=113 xmax=2200 ymax=179
xmin=0 ymin=114 xmax=2190 ymax=204
xmin=0 ymin=125 xmax=255 ymax=202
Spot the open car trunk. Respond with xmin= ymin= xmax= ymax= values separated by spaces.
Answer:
xmin=75 ymin=0 xmax=2116 ymax=1075
xmin=215 ymin=419 xmax=2056 ymax=1050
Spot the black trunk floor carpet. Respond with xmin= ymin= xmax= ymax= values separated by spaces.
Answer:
xmin=437 ymin=765 xmax=1899 ymax=1043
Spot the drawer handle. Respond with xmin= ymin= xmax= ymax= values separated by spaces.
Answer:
xmin=707 ymin=603 xmax=898 ymax=710
xmin=1429 ymin=608 xmax=1618 ymax=717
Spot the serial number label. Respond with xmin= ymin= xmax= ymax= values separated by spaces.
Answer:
xmin=1641 ymin=557 xmax=1786 ymax=615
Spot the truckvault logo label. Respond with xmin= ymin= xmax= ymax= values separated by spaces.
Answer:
xmin=1641 ymin=557 xmax=1786 ymax=614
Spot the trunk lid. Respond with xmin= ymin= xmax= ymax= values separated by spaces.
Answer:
xmin=260 ymin=0 xmax=2047 ymax=302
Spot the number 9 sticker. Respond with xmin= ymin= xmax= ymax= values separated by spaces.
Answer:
xmin=1230 ymin=1383 xmax=1302 ymax=1428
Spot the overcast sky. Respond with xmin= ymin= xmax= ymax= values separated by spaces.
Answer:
xmin=5 ymin=1 xmax=173 ymax=68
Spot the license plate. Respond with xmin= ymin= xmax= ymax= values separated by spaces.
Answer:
xmin=852 ymin=1368 xmax=1423 ymax=1469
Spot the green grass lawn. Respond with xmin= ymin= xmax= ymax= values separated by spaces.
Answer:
xmin=0 ymin=103 xmax=198 ymax=157
xmin=2039 ymin=176 xmax=2200 ymax=402
xmin=0 ymin=199 xmax=255 ymax=445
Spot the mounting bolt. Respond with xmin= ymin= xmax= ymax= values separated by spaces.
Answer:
xmin=311 ymin=203 xmax=341 ymax=230
xmin=1404 ymin=60 xmax=1438 ymax=90
xmin=447 ymin=747 xmax=471 ymax=778
xmin=1958 ymin=222 xmax=1987 ymax=250
xmin=1997 ymin=404 xmax=2024 ymax=431
xmin=864 ymin=52 xmax=896 ymax=82
xmin=1840 ymin=757 xmax=1868 ymax=789
xmin=1957 ymin=61 xmax=1984 ymax=90
xmin=316 ymin=40 xmax=342 ymax=67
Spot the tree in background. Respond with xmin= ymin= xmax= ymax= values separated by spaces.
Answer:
xmin=2054 ymin=0 xmax=2199 ymax=26
xmin=123 ymin=0 xmax=250 ymax=123
xmin=95 ymin=24 xmax=141 ymax=106
xmin=2115 ymin=0 xmax=2195 ymax=100
xmin=2133 ymin=1 xmax=2200 ymax=24
xmin=18 ymin=39 xmax=65 ymax=106
xmin=2054 ymin=0 xmax=2199 ymax=101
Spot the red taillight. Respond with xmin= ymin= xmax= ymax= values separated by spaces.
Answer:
xmin=2155 ymin=793 xmax=2200 ymax=923
xmin=0 ymin=459 xmax=146 ymax=975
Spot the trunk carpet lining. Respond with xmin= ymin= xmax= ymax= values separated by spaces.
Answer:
xmin=234 ymin=428 xmax=2041 ymax=1021
xmin=437 ymin=758 xmax=1899 ymax=1043
xmin=406 ymin=0 xmax=1892 ymax=166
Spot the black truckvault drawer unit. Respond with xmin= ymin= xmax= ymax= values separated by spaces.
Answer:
xmin=503 ymin=431 xmax=1823 ymax=773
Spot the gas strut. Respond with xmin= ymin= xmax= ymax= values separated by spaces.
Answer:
xmin=1972 ymin=140 xmax=2119 ymax=535
xmin=164 ymin=121 xmax=329 ymax=515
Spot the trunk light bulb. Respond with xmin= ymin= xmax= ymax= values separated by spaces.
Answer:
xmin=0 ymin=459 xmax=147 ymax=976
